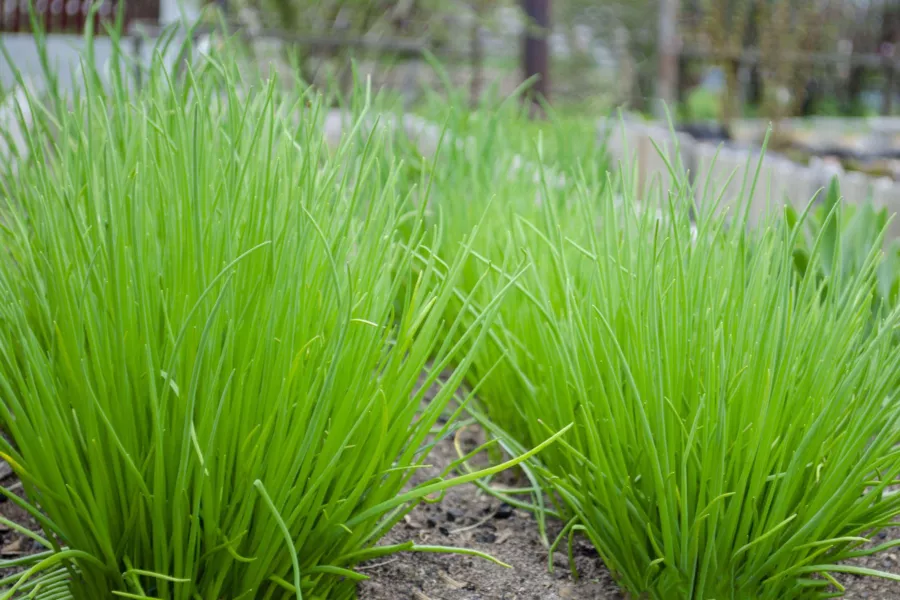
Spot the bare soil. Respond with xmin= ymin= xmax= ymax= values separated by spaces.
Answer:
xmin=0 ymin=458 xmax=43 ymax=577
xmin=835 ymin=528 xmax=900 ymax=599
xmin=356 ymin=425 xmax=619 ymax=600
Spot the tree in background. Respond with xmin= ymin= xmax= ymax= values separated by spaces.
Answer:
xmin=840 ymin=0 xmax=900 ymax=115
xmin=552 ymin=0 xmax=656 ymax=111
xmin=757 ymin=0 xmax=837 ymax=121
xmin=697 ymin=0 xmax=752 ymax=124
xmin=683 ymin=0 xmax=844 ymax=122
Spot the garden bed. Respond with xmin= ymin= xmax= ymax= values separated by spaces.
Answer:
xmin=11 ymin=366 xmax=895 ymax=599
xmin=355 ymin=429 xmax=900 ymax=599
xmin=357 ymin=425 xmax=618 ymax=600
xmin=5 ymin=434 xmax=900 ymax=599
xmin=3 ymin=38 xmax=900 ymax=600
xmin=365 ymin=371 xmax=900 ymax=599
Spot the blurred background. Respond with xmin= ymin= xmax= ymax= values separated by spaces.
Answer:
xmin=3 ymin=0 xmax=900 ymax=118
xmin=4 ymin=1 xmax=900 ymax=176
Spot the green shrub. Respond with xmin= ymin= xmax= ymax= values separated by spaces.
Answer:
xmin=789 ymin=177 xmax=900 ymax=326
xmin=0 ymin=30 xmax=563 ymax=600
xmin=420 ymin=123 xmax=900 ymax=598
xmin=684 ymin=87 xmax=722 ymax=122
xmin=388 ymin=90 xmax=610 ymax=425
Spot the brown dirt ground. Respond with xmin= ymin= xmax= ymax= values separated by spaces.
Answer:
xmin=356 ymin=424 xmax=620 ymax=600
xmin=834 ymin=527 xmax=900 ymax=599
xmin=0 ymin=458 xmax=43 ymax=579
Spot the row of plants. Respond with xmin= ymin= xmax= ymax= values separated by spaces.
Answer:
xmin=2 ymin=21 xmax=900 ymax=600
xmin=390 ymin=89 xmax=900 ymax=599
xmin=0 ymin=24 xmax=569 ymax=600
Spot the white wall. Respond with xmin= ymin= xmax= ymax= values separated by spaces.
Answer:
xmin=1 ymin=34 xmax=112 ymax=92
xmin=160 ymin=0 xmax=199 ymax=25
xmin=0 ymin=0 xmax=199 ymax=93
xmin=600 ymin=119 xmax=900 ymax=240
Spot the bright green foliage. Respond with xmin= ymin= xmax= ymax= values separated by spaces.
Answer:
xmin=389 ymin=97 xmax=613 ymax=473
xmin=684 ymin=87 xmax=722 ymax=122
xmin=395 ymin=86 xmax=609 ymax=318
xmin=3 ymin=18 xmax=900 ymax=599
xmin=412 ymin=116 xmax=900 ymax=598
xmin=0 ymin=30 xmax=567 ymax=600
xmin=788 ymin=176 xmax=900 ymax=328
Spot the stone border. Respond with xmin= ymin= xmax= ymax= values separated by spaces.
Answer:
xmin=600 ymin=119 xmax=900 ymax=239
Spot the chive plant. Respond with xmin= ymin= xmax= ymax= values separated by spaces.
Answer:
xmin=788 ymin=176 xmax=900 ymax=357
xmin=408 ymin=107 xmax=900 ymax=598
xmin=386 ymin=87 xmax=609 ymax=371
xmin=0 ymin=28 xmax=565 ymax=600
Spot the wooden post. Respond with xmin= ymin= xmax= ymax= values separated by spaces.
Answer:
xmin=133 ymin=34 xmax=144 ymax=90
xmin=470 ymin=8 xmax=483 ymax=106
xmin=656 ymin=0 xmax=678 ymax=119
xmin=522 ymin=0 xmax=550 ymax=106
xmin=883 ymin=60 xmax=895 ymax=116
xmin=677 ymin=53 xmax=688 ymax=105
